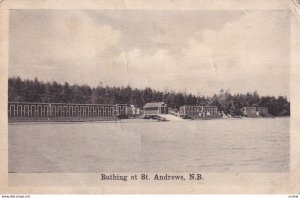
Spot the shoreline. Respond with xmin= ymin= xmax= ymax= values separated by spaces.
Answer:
xmin=7 ymin=116 xmax=289 ymax=125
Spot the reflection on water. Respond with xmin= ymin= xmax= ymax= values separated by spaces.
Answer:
xmin=9 ymin=118 xmax=289 ymax=173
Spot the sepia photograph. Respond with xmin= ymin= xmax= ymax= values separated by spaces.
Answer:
xmin=7 ymin=8 xmax=291 ymax=173
xmin=1 ymin=0 xmax=300 ymax=195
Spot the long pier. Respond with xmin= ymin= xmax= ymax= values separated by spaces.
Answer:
xmin=8 ymin=102 xmax=130 ymax=122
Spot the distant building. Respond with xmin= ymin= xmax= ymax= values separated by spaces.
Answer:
xmin=143 ymin=102 xmax=168 ymax=115
xmin=8 ymin=102 xmax=122 ymax=122
xmin=179 ymin=105 xmax=218 ymax=118
xmin=258 ymin=107 xmax=268 ymax=116
xmin=240 ymin=107 xmax=257 ymax=117
xmin=115 ymin=104 xmax=128 ymax=117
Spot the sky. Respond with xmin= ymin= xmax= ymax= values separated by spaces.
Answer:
xmin=9 ymin=9 xmax=290 ymax=97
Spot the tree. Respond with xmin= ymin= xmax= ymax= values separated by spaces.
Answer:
xmin=7 ymin=76 xmax=290 ymax=116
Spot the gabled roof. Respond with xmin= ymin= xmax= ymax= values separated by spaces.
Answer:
xmin=143 ymin=102 xmax=167 ymax=108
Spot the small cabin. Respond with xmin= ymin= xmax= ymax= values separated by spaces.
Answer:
xmin=240 ymin=107 xmax=257 ymax=117
xmin=179 ymin=105 xmax=218 ymax=118
xmin=257 ymin=107 xmax=268 ymax=116
xmin=143 ymin=102 xmax=168 ymax=115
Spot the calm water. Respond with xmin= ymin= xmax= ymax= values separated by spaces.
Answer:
xmin=8 ymin=118 xmax=289 ymax=173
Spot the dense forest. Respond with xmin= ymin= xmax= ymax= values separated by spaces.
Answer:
xmin=8 ymin=77 xmax=290 ymax=116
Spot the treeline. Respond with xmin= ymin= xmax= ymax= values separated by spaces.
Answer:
xmin=8 ymin=77 xmax=290 ymax=116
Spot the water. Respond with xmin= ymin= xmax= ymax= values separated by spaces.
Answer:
xmin=8 ymin=118 xmax=289 ymax=173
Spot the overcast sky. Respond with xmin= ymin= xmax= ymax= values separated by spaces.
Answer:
xmin=9 ymin=9 xmax=290 ymax=97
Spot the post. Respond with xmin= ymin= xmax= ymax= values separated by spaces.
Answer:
xmin=49 ymin=103 xmax=52 ymax=117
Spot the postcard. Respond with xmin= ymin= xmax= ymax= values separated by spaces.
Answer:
xmin=0 ymin=0 xmax=299 ymax=194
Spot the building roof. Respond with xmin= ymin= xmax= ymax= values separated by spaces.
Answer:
xmin=241 ymin=107 xmax=257 ymax=110
xmin=182 ymin=105 xmax=217 ymax=108
xmin=258 ymin=107 xmax=268 ymax=109
xmin=143 ymin=102 xmax=167 ymax=108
